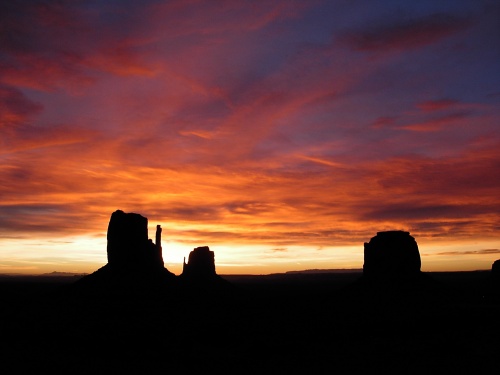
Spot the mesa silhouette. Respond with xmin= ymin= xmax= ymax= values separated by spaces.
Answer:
xmin=180 ymin=245 xmax=231 ymax=290
xmin=340 ymin=230 xmax=443 ymax=301
xmin=72 ymin=211 xmax=444 ymax=300
xmin=363 ymin=230 xmax=421 ymax=279
xmin=73 ymin=209 xmax=229 ymax=295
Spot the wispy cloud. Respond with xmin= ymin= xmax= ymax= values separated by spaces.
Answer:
xmin=416 ymin=99 xmax=459 ymax=112
xmin=339 ymin=12 xmax=474 ymax=52
xmin=0 ymin=85 xmax=43 ymax=126
xmin=401 ymin=110 xmax=475 ymax=132
xmin=271 ymin=248 xmax=288 ymax=252
xmin=432 ymin=249 xmax=500 ymax=256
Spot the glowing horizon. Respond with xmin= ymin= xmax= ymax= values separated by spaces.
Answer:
xmin=1 ymin=1 xmax=499 ymax=275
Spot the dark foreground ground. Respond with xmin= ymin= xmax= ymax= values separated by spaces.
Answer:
xmin=1 ymin=271 xmax=499 ymax=374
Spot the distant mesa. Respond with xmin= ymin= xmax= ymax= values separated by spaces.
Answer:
xmin=40 ymin=271 xmax=88 ymax=277
xmin=285 ymin=269 xmax=363 ymax=274
xmin=363 ymin=230 xmax=421 ymax=279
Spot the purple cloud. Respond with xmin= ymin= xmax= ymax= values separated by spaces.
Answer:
xmin=340 ymin=13 xmax=474 ymax=52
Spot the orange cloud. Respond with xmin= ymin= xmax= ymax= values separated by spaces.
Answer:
xmin=433 ymin=249 xmax=500 ymax=256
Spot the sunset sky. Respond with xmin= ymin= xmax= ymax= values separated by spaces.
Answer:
xmin=1 ymin=0 xmax=499 ymax=275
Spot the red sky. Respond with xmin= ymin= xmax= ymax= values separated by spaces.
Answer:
xmin=1 ymin=0 xmax=499 ymax=275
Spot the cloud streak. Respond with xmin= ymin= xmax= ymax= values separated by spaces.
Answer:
xmin=339 ymin=12 xmax=474 ymax=52
xmin=432 ymin=249 xmax=500 ymax=256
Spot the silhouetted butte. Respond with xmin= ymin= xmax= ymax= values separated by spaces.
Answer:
xmin=345 ymin=231 xmax=440 ymax=300
xmin=363 ymin=230 xmax=421 ymax=279
xmin=72 ymin=210 xmax=175 ymax=294
xmin=180 ymin=246 xmax=233 ymax=291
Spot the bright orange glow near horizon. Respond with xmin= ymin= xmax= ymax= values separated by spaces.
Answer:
xmin=1 ymin=1 xmax=499 ymax=275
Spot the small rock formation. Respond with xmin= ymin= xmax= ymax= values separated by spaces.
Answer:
xmin=180 ymin=246 xmax=232 ymax=292
xmin=182 ymin=246 xmax=216 ymax=278
xmin=363 ymin=230 xmax=421 ymax=279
